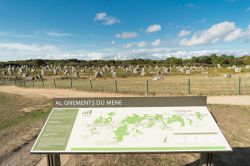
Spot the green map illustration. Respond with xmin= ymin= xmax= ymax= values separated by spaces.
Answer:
xmin=89 ymin=111 xmax=204 ymax=142
xmin=32 ymin=107 xmax=232 ymax=153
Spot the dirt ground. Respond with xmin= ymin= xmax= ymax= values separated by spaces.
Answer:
xmin=0 ymin=91 xmax=51 ymax=166
xmin=0 ymin=86 xmax=250 ymax=105
xmin=0 ymin=86 xmax=249 ymax=166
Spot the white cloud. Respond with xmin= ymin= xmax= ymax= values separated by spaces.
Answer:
xmin=0 ymin=31 xmax=34 ymax=38
xmin=116 ymin=32 xmax=138 ymax=39
xmin=137 ymin=41 xmax=148 ymax=48
xmin=111 ymin=41 xmax=116 ymax=45
xmin=178 ymin=30 xmax=191 ymax=37
xmin=123 ymin=41 xmax=148 ymax=48
xmin=123 ymin=43 xmax=136 ymax=49
xmin=146 ymin=24 xmax=161 ymax=33
xmin=180 ymin=22 xmax=250 ymax=46
xmin=0 ymin=41 xmax=250 ymax=62
xmin=0 ymin=42 xmax=60 ymax=61
xmin=243 ymin=25 xmax=250 ymax=41
xmin=151 ymin=39 xmax=161 ymax=46
xmin=0 ymin=43 xmax=56 ymax=52
xmin=94 ymin=12 xmax=120 ymax=25
xmin=224 ymin=28 xmax=243 ymax=41
xmin=180 ymin=21 xmax=236 ymax=46
xmin=46 ymin=31 xmax=75 ymax=37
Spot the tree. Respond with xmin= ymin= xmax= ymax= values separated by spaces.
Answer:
xmin=242 ymin=56 xmax=250 ymax=65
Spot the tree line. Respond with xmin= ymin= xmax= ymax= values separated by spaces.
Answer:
xmin=0 ymin=54 xmax=250 ymax=68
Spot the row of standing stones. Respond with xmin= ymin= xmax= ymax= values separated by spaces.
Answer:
xmin=1 ymin=64 xmax=250 ymax=81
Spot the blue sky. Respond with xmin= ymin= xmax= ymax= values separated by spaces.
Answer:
xmin=0 ymin=0 xmax=250 ymax=61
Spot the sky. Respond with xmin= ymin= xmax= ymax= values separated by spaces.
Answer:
xmin=0 ymin=0 xmax=250 ymax=61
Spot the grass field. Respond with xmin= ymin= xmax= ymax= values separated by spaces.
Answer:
xmin=0 ymin=91 xmax=249 ymax=165
xmin=1 ymin=73 xmax=250 ymax=96
xmin=0 ymin=92 xmax=51 ymax=165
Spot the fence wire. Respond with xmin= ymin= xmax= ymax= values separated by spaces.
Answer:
xmin=0 ymin=77 xmax=249 ymax=96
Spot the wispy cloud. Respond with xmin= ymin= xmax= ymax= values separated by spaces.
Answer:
xmin=0 ymin=31 xmax=34 ymax=38
xmin=116 ymin=32 xmax=138 ymax=39
xmin=94 ymin=12 xmax=120 ymax=25
xmin=123 ymin=43 xmax=136 ymax=48
xmin=178 ymin=30 xmax=191 ymax=37
xmin=186 ymin=3 xmax=199 ymax=9
xmin=196 ymin=18 xmax=207 ymax=23
xmin=46 ymin=31 xmax=75 ymax=37
xmin=145 ymin=24 xmax=161 ymax=33
xmin=151 ymin=39 xmax=161 ymax=46
xmin=122 ymin=41 xmax=148 ymax=48
xmin=0 ymin=41 xmax=249 ymax=61
xmin=245 ymin=7 xmax=250 ymax=12
xmin=0 ymin=42 xmax=56 ymax=52
xmin=137 ymin=41 xmax=148 ymax=47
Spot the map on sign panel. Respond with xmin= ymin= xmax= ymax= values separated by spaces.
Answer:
xmin=31 ymin=105 xmax=232 ymax=153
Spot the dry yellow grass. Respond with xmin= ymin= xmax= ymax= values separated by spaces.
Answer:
xmin=0 ymin=90 xmax=249 ymax=165
xmin=0 ymin=92 xmax=51 ymax=165
xmin=2 ymin=73 xmax=250 ymax=96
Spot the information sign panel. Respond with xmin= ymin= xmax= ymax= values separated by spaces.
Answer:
xmin=31 ymin=97 xmax=232 ymax=153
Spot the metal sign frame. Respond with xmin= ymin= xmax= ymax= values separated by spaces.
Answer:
xmin=31 ymin=96 xmax=232 ymax=166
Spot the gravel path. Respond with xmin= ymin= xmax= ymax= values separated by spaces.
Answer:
xmin=0 ymin=86 xmax=249 ymax=105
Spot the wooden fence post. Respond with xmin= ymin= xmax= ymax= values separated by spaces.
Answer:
xmin=188 ymin=79 xmax=191 ymax=95
xmin=42 ymin=79 xmax=44 ymax=87
xmin=115 ymin=80 xmax=118 ymax=92
xmin=238 ymin=77 xmax=241 ymax=95
xmin=90 ymin=80 xmax=93 ymax=89
xmin=146 ymin=80 xmax=149 ymax=93
xmin=54 ymin=78 xmax=56 ymax=88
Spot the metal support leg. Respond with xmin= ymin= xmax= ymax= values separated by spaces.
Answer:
xmin=199 ymin=153 xmax=213 ymax=166
xmin=47 ymin=154 xmax=61 ymax=166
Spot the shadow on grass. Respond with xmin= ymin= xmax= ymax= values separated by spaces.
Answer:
xmin=184 ymin=147 xmax=250 ymax=166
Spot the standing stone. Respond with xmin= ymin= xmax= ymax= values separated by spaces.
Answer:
xmin=1 ymin=71 xmax=6 ymax=76
xmin=186 ymin=70 xmax=191 ymax=75
xmin=153 ymin=75 xmax=164 ymax=81
xmin=112 ymin=71 xmax=117 ymax=78
xmin=64 ymin=69 xmax=70 ymax=76
xmin=95 ymin=71 xmax=103 ymax=78
xmin=41 ymin=67 xmax=46 ymax=77
xmin=141 ymin=68 xmax=145 ymax=76
xmin=53 ymin=69 xmax=58 ymax=75
xmin=224 ymin=73 xmax=231 ymax=78
xmin=133 ymin=67 xmax=139 ymax=74
xmin=74 ymin=71 xmax=79 ymax=78
xmin=156 ymin=70 xmax=161 ymax=76
xmin=7 ymin=66 xmax=12 ymax=75
xmin=31 ymin=68 xmax=36 ymax=73
xmin=235 ymin=67 xmax=241 ymax=73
